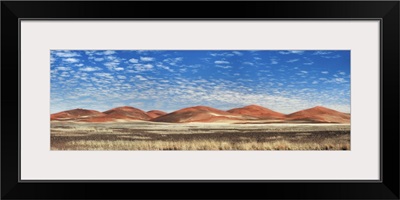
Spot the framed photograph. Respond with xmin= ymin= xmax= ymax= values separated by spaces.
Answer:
xmin=2 ymin=1 xmax=399 ymax=199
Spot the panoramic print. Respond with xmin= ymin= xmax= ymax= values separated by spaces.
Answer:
xmin=51 ymin=50 xmax=350 ymax=150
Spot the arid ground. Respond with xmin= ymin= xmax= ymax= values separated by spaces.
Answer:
xmin=51 ymin=122 xmax=350 ymax=150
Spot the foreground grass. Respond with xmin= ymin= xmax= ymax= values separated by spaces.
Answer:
xmin=51 ymin=122 xmax=350 ymax=150
xmin=52 ymin=139 xmax=350 ymax=150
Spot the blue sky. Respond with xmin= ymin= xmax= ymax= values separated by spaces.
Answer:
xmin=50 ymin=50 xmax=350 ymax=114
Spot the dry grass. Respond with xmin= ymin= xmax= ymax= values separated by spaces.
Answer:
xmin=51 ymin=122 xmax=350 ymax=151
xmin=52 ymin=139 xmax=350 ymax=151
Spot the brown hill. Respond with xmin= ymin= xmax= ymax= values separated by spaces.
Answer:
xmin=286 ymin=106 xmax=350 ymax=123
xmin=51 ymin=105 xmax=350 ymax=123
xmin=152 ymin=106 xmax=249 ymax=123
xmin=227 ymin=105 xmax=286 ymax=119
xmin=147 ymin=110 xmax=167 ymax=119
xmin=51 ymin=108 xmax=105 ymax=121
xmin=80 ymin=106 xmax=151 ymax=122
xmin=103 ymin=106 xmax=151 ymax=120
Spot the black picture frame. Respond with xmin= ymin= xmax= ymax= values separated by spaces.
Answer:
xmin=2 ymin=1 xmax=399 ymax=199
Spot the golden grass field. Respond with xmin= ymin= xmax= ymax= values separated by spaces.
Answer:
xmin=51 ymin=122 xmax=350 ymax=150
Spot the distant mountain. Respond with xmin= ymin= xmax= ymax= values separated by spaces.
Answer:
xmin=286 ymin=106 xmax=350 ymax=123
xmin=152 ymin=106 xmax=248 ymax=123
xmin=103 ymin=106 xmax=151 ymax=120
xmin=51 ymin=105 xmax=350 ymax=124
xmin=80 ymin=106 xmax=151 ymax=122
xmin=227 ymin=105 xmax=286 ymax=119
xmin=51 ymin=108 xmax=105 ymax=121
xmin=147 ymin=110 xmax=167 ymax=119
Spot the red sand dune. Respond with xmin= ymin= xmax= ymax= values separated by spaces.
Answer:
xmin=227 ymin=104 xmax=286 ymax=119
xmin=103 ymin=106 xmax=151 ymax=120
xmin=80 ymin=106 xmax=151 ymax=122
xmin=147 ymin=110 xmax=167 ymax=119
xmin=51 ymin=108 xmax=105 ymax=121
xmin=152 ymin=106 xmax=248 ymax=123
xmin=51 ymin=105 xmax=350 ymax=124
xmin=286 ymin=106 xmax=350 ymax=123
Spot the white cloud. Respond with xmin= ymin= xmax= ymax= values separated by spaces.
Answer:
xmin=140 ymin=56 xmax=154 ymax=62
xmin=200 ymin=58 xmax=211 ymax=63
xmin=174 ymin=57 xmax=183 ymax=62
xmin=322 ymin=54 xmax=341 ymax=59
xmin=106 ymin=55 xmax=118 ymax=60
xmin=270 ymin=59 xmax=278 ymax=65
xmin=103 ymin=50 xmax=116 ymax=55
xmin=79 ymin=67 xmax=101 ymax=72
xmin=291 ymin=51 xmax=304 ymax=54
xmin=216 ymin=65 xmax=232 ymax=69
xmin=135 ymin=75 xmax=147 ymax=81
xmin=156 ymin=63 xmax=174 ymax=72
xmin=279 ymin=50 xmax=304 ymax=55
xmin=104 ymin=62 xmax=119 ymax=70
xmin=210 ymin=52 xmax=234 ymax=57
xmin=134 ymin=64 xmax=153 ymax=72
xmin=50 ymin=56 xmax=56 ymax=64
xmin=84 ymin=51 xmax=95 ymax=56
xmin=287 ymin=59 xmax=299 ymax=63
xmin=215 ymin=60 xmax=230 ymax=64
xmin=103 ymin=55 xmax=123 ymax=70
xmin=57 ymin=66 xmax=71 ymax=71
xmin=80 ymin=83 xmax=93 ymax=87
xmin=321 ymin=71 xmax=329 ymax=74
xmin=303 ymin=57 xmax=314 ymax=65
xmin=54 ymin=51 xmax=81 ymax=57
xmin=129 ymin=58 xmax=139 ymax=63
xmin=60 ymin=72 xmax=70 ymax=77
xmin=325 ymin=78 xmax=348 ymax=84
xmin=63 ymin=58 xmax=79 ymax=63
xmin=105 ymin=56 xmax=126 ymax=70
xmin=136 ymin=50 xmax=150 ymax=54
xmin=117 ymin=75 xmax=126 ymax=79
xmin=313 ymin=51 xmax=332 ymax=55
xmin=243 ymin=62 xmax=254 ymax=66
xmin=232 ymin=51 xmax=243 ymax=56
xmin=94 ymin=73 xmax=113 ymax=78
xmin=94 ymin=58 xmax=104 ymax=62
xmin=163 ymin=57 xmax=183 ymax=66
